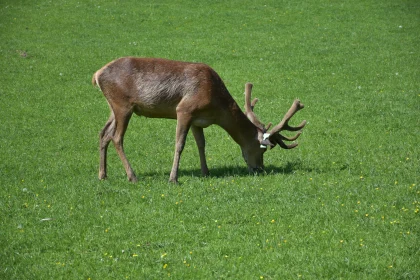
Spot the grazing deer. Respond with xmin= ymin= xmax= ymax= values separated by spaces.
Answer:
xmin=92 ymin=57 xmax=306 ymax=183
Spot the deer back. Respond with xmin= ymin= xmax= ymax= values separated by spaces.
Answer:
xmin=93 ymin=57 xmax=236 ymax=120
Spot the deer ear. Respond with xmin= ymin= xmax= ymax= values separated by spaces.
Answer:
xmin=260 ymin=138 xmax=275 ymax=149
xmin=260 ymin=133 xmax=275 ymax=149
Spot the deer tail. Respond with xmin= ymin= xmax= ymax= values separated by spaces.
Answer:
xmin=92 ymin=71 xmax=99 ymax=87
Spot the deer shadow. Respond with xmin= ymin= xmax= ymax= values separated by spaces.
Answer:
xmin=174 ymin=159 xmax=314 ymax=180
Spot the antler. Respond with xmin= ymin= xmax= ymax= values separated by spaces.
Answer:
xmin=264 ymin=99 xmax=307 ymax=149
xmin=243 ymin=83 xmax=306 ymax=149
xmin=244 ymin=83 xmax=266 ymax=131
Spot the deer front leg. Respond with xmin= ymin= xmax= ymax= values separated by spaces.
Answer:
xmin=191 ymin=125 xmax=209 ymax=177
xmin=169 ymin=113 xmax=192 ymax=183
xmin=99 ymin=113 xmax=115 ymax=180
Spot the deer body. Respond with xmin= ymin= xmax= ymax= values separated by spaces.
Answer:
xmin=93 ymin=57 xmax=306 ymax=183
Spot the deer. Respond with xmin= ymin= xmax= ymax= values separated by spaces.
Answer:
xmin=92 ymin=57 xmax=306 ymax=183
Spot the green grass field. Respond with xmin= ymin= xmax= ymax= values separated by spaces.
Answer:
xmin=1 ymin=0 xmax=419 ymax=279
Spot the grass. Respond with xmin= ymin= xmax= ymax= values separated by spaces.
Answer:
xmin=1 ymin=0 xmax=419 ymax=279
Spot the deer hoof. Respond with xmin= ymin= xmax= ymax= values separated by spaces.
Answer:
xmin=98 ymin=172 xmax=107 ymax=180
xmin=168 ymin=178 xmax=179 ymax=184
xmin=128 ymin=176 xmax=138 ymax=183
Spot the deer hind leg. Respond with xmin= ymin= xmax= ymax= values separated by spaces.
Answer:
xmin=98 ymin=106 xmax=137 ymax=182
xmin=191 ymin=125 xmax=209 ymax=177
xmin=111 ymin=108 xmax=137 ymax=182
xmin=169 ymin=113 xmax=192 ymax=183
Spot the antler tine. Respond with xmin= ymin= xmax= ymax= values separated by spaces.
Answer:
xmin=269 ymin=133 xmax=301 ymax=149
xmin=244 ymin=82 xmax=266 ymax=131
xmin=277 ymin=139 xmax=299 ymax=149
xmin=268 ymin=99 xmax=306 ymax=135
xmin=244 ymin=82 xmax=253 ymax=113
xmin=278 ymin=141 xmax=299 ymax=149
xmin=279 ymin=131 xmax=302 ymax=141
xmin=250 ymin=98 xmax=258 ymax=110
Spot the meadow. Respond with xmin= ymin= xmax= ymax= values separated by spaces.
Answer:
xmin=0 ymin=0 xmax=419 ymax=279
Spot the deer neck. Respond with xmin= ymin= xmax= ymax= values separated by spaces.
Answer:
xmin=218 ymin=102 xmax=259 ymax=149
